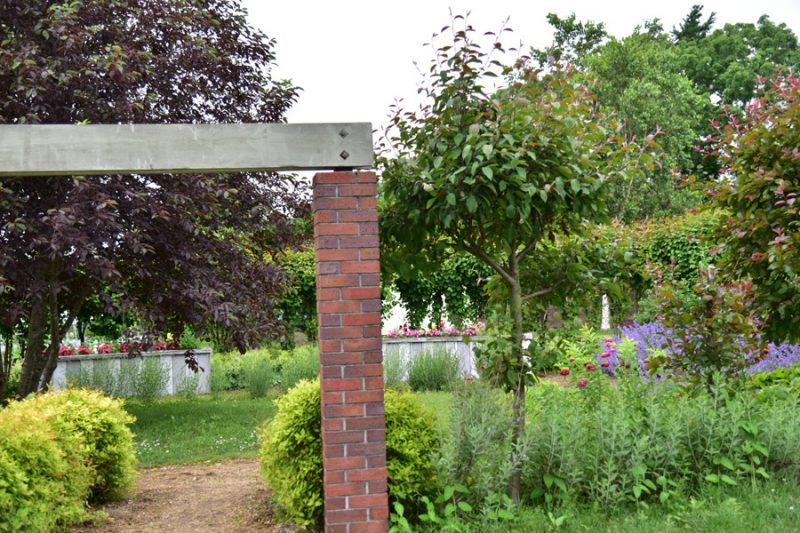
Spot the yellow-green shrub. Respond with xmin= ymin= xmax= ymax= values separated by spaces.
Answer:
xmin=10 ymin=388 xmax=137 ymax=501
xmin=0 ymin=408 xmax=91 ymax=532
xmin=259 ymin=380 xmax=438 ymax=528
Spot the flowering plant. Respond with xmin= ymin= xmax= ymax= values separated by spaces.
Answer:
xmin=384 ymin=321 xmax=485 ymax=338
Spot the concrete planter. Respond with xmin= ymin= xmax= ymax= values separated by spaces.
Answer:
xmin=51 ymin=348 xmax=212 ymax=396
xmin=382 ymin=336 xmax=486 ymax=378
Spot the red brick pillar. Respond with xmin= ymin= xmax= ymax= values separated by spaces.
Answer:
xmin=313 ymin=171 xmax=389 ymax=533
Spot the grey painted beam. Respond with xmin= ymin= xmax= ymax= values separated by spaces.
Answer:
xmin=0 ymin=123 xmax=372 ymax=176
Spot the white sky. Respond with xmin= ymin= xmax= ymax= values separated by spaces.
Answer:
xmin=240 ymin=0 xmax=800 ymax=135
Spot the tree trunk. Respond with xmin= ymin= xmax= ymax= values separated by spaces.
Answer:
xmin=18 ymin=297 xmax=49 ymax=397
xmin=508 ymin=267 xmax=525 ymax=502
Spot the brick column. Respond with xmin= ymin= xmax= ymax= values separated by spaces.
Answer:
xmin=313 ymin=171 xmax=389 ymax=533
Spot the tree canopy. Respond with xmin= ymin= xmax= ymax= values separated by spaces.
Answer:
xmin=0 ymin=0 xmax=305 ymax=395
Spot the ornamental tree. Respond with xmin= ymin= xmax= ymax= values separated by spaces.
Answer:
xmin=0 ymin=0 xmax=305 ymax=396
xmin=712 ymin=73 xmax=800 ymax=342
xmin=379 ymin=18 xmax=647 ymax=500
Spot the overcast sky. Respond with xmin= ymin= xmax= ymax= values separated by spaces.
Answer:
xmin=240 ymin=0 xmax=800 ymax=135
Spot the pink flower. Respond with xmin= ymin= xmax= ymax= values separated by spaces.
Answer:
xmin=560 ymin=368 xmax=570 ymax=376
xmin=577 ymin=379 xmax=588 ymax=388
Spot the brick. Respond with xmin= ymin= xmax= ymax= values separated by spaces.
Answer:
xmin=339 ymin=210 xmax=377 ymax=222
xmin=320 ymin=352 xmax=363 ymax=365
xmin=343 ymin=364 xmax=383 ymax=378
xmin=318 ymin=340 xmax=343 ymax=353
xmin=343 ymin=338 xmax=382 ymax=351
xmin=355 ymin=171 xmax=378 ymax=183
xmin=346 ymin=467 xmax=388 ymax=482
xmin=342 ymin=287 xmax=381 ymax=300
xmin=345 ymin=390 xmax=384 ymax=404
xmin=338 ymin=184 xmax=376 ymax=197
xmin=339 ymin=235 xmax=379 ymax=249
xmin=360 ymin=248 xmax=380 ymax=260
xmin=326 ymin=430 xmax=367 ymax=444
xmin=319 ymin=314 xmax=342 ymax=327
xmin=360 ymin=300 xmax=381 ymax=313
xmin=317 ymin=262 xmax=340 ymax=275
xmin=316 ymin=249 xmax=359 ymax=261
xmin=343 ymin=312 xmax=381 ymax=326
xmin=325 ymin=404 xmax=364 ymax=417
xmin=319 ymin=300 xmax=362 ymax=314
xmin=323 ymin=419 xmax=343 ymax=432
xmin=313 ymin=197 xmax=357 ymax=210
xmin=326 ymin=456 xmax=366 ymax=470
xmin=321 ymin=366 xmax=343 ymax=379
xmin=358 ymin=222 xmax=379 ymax=235
xmin=325 ymin=497 xmax=348 ymax=511
xmin=317 ymin=288 xmax=341 ymax=301
xmin=325 ymin=482 xmax=366 ymax=497
xmin=359 ymin=274 xmax=381 ymax=287
xmin=321 ymin=378 xmax=361 ymax=391
xmin=366 ymin=429 xmax=386 ymax=442
xmin=314 ymin=235 xmax=339 ymax=249
xmin=326 ymin=509 xmax=368 ymax=524
xmin=314 ymin=210 xmax=337 ymax=223
xmin=345 ymin=416 xmax=385 ymax=430
xmin=358 ymin=197 xmax=377 ymax=209
xmin=323 ymin=444 xmax=345 ymax=458
xmin=341 ymin=261 xmax=380 ymax=274
xmin=317 ymin=275 xmax=360 ymax=288
xmin=346 ymin=443 xmax=386 ymax=456
xmin=314 ymin=172 xmax=360 ymax=184
xmin=321 ymin=391 xmax=344 ymax=405
xmin=349 ymin=495 xmax=388 ymax=509
xmin=316 ymin=223 xmax=359 ymax=235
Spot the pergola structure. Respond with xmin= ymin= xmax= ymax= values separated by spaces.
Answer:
xmin=0 ymin=123 xmax=389 ymax=533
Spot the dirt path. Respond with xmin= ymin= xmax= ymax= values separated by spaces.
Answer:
xmin=76 ymin=459 xmax=295 ymax=533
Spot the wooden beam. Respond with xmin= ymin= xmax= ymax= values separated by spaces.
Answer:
xmin=0 ymin=123 xmax=372 ymax=176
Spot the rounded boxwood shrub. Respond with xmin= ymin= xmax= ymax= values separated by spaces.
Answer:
xmin=9 ymin=388 xmax=137 ymax=502
xmin=259 ymin=379 xmax=438 ymax=528
xmin=0 ymin=408 xmax=91 ymax=532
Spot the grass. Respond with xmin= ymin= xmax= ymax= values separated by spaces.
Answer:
xmin=126 ymin=390 xmax=277 ymax=467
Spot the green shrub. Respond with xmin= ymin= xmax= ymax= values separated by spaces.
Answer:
xmin=9 ymin=388 xmax=137 ymax=502
xmin=0 ymin=408 xmax=90 ymax=531
xmin=407 ymin=348 xmax=460 ymax=391
xmin=383 ymin=348 xmax=407 ymax=389
xmin=278 ymin=344 xmax=319 ymax=390
xmin=259 ymin=380 xmax=438 ymax=528
xmin=242 ymin=355 xmax=275 ymax=398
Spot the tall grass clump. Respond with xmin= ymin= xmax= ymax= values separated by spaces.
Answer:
xmin=521 ymin=374 xmax=800 ymax=509
xmin=407 ymin=348 xmax=460 ymax=391
xmin=279 ymin=344 xmax=319 ymax=391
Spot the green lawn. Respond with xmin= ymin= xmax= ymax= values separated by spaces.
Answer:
xmin=126 ymin=390 xmax=277 ymax=467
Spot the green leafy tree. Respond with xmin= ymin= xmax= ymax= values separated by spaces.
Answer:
xmin=712 ymin=73 xmax=800 ymax=342
xmin=379 ymin=17 xmax=646 ymax=500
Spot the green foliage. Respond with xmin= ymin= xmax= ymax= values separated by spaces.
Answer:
xmin=713 ymin=74 xmax=800 ymax=342
xmin=259 ymin=381 xmax=439 ymax=528
xmin=275 ymin=249 xmax=317 ymax=338
xmin=407 ymin=348 xmax=461 ymax=392
xmin=522 ymin=376 xmax=800 ymax=509
xmin=654 ymin=272 xmax=762 ymax=383
xmin=11 ymin=389 xmax=137 ymax=502
xmin=241 ymin=354 xmax=275 ymax=398
xmin=433 ymin=382 xmax=520 ymax=505
xmin=0 ymin=408 xmax=90 ymax=531
xmin=278 ymin=344 xmax=319 ymax=391
xmin=392 ymin=253 xmax=493 ymax=328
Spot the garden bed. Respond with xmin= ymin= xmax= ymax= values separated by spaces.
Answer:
xmin=51 ymin=348 xmax=212 ymax=396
